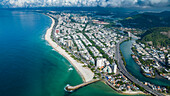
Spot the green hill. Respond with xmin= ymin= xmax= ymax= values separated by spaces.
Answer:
xmin=140 ymin=27 xmax=170 ymax=48
xmin=120 ymin=11 xmax=170 ymax=30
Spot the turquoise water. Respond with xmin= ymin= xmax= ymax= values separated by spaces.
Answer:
xmin=120 ymin=40 xmax=170 ymax=87
xmin=0 ymin=10 xmax=83 ymax=96
xmin=0 ymin=10 xmax=146 ymax=96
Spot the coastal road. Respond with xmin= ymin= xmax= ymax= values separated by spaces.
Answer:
xmin=48 ymin=14 xmax=90 ymax=66
xmin=49 ymin=14 xmax=163 ymax=96
xmin=115 ymin=38 xmax=163 ymax=96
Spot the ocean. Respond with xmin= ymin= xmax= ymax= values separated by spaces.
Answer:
xmin=0 ymin=10 xmax=146 ymax=96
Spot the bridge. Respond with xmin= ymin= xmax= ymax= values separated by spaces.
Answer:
xmin=65 ymin=79 xmax=100 ymax=92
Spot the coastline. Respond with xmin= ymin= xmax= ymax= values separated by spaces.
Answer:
xmin=103 ymin=79 xmax=145 ymax=95
xmin=44 ymin=15 xmax=145 ymax=95
xmin=122 ymin=91 xmax=145 ymax=95
xmin=45 ymin=16 xmax=94 ymax=82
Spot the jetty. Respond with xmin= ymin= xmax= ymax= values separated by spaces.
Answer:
xmin=65 ymin=79 xmax=100 ymax=92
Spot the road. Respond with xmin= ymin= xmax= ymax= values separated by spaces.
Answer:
xmin=49 ymin=15 xmax=90 ymax=65
xmin=115 ymin=38 xmax=163 ymax=96
xmin=49 ymin=14 xmax=163 ymax=96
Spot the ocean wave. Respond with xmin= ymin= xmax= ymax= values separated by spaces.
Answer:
xmin=52 ymin=49 xmax=55 ymax=51
xmin=45 ymin=42 xmax=50 ymax=46
xmin=41 ymin=34 xmax=45 ymax=40
xmin=68 ymin=67 xmax=73 ymax=71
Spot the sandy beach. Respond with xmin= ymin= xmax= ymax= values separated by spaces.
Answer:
xmin=122 ymin=91 xmax=145 ymax=95
xmin=45 ymin=16 xmax=146 ymax=95
xmin=45 ymin=16 xmax=94 ymax=82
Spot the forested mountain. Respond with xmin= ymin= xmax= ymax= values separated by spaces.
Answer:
xmin=120 ymin=11 xmax=170 ymax=30
xmin=140 ymin=27 xmax=170 ymax=48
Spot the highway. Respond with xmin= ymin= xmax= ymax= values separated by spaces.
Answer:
xmin=115 ymin=38 xmax=163 ymax=96
xmin=49 ymin=14 xmax=163 ymax=96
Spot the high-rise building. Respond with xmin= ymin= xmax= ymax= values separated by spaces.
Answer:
xmin=112 ymin=63 xmax=117 ymax=74
xmin=103 ymin=66 xmax=112 ymax=73
xmin=96 ymin=58 xmax=106 ymax=68
xmin=66 ymin=40 xmax=73 ymax=48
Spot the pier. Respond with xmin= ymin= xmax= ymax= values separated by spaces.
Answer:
xmin=65 ymin=79 xmax=100 ymax=92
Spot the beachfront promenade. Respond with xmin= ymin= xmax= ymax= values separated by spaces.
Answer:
xmin=46 ymin=15 xmax=100 ymax=92
xmin=65 ymin=79 xmax=100 ymax=92
xmin=46 ymin=13 xmax=163 ymax=96
xmin=115 ymin=39 xmax=164 ymax=96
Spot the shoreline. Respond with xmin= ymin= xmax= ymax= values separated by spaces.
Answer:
xmin=103 ymin=80 xmax=145 ymax=95
xmin=45 ymin=16 xmax=94 ymax=83
xmin=44 ymin=15 xmax=146 ymax=95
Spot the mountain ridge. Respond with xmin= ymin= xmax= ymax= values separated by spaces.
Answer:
xmin=120 ymin=11 xmax=170 ymax=29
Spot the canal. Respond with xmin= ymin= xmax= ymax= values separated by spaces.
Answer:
xmin=120 ymin=39 xmax=170 ymax=87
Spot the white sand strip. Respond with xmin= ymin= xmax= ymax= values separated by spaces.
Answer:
xmin=45 ymin=16 xmax=94 ymax=82
xmin=122 ymin=91 xmax=145 ymax=95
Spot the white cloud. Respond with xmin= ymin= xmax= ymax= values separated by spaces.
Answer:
xmin=150 ymin=0 xmax=168 ymax=4
xmin=0 ymin=0 xmax=169 ymax=8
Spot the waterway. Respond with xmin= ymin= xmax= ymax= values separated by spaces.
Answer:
xmin=0 ymin=10 xmax=146 ymax=96
xmin=120 ymin=39 xmax=170 ymax=87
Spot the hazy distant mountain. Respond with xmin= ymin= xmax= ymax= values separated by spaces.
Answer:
xmin=120 ymin=11 xmax=170 ymax=29
xmin=0 ymin=0 xmax=170 ymax=8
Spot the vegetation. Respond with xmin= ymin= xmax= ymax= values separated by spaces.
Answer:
xmin=120 ymin=49 xmax=126 ymax=66
xmin=80 ymin=38 xmax=96 ymax=60
xmin=166 ymin=86 xmax=170 ymax=93
xmin=83 ymin=65 xmax=87 ymax=67
xmin=108 ymin=73 xmax=115 ymax=75
xmin=83 ymin=32 xmax=114 ymax=64
xmin=104 ymin=22 xmax=116 ymax=28
xmin=120 ymin=11 xmax=170 ymax=30
xmin=93 ymin=76 xmax=97 ymax=79
xmin=71 ymin=55 xmax=84 ymax=64
xmin=135 ymin=84 xmax=145 ymax=91
xmin=117 ymin=81 xmax=125 ymax=85
xmin=139 ymin=27 xmax=170 ymax=48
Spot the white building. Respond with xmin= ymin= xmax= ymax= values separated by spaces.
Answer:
xmin=112 ymin=63 xmax=117 ymax=74
xmin=142 ymin=66 xmax=150 ymax=73
xmin=96 ymin=58 xmax=107 ymax=68
xmin=60 ymin=38 xmax=64 ymax=44
xmin=128 ymin=32 xmax=131 ymax=37
xmin=103 ymin=66 xmax=112 ymax=73
xmin=66 ymin=40 xmax=73 ymax=48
